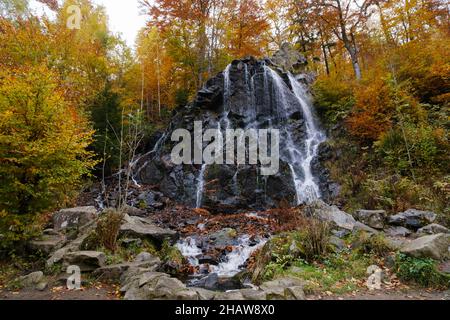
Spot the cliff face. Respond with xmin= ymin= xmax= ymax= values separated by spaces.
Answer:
xmin=133 ymin=57 xmax=336 ymax=213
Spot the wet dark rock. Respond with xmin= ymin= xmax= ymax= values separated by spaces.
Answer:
xmin=133 ymin=57 xmax=334 ymax=212
xmin=198 ymin=255 xmax=219 ymax=265
xmin=388 ymin=209 xmax=437 ymax=230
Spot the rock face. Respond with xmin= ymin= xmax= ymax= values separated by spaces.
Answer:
xmin=133 ymin=57 xmax=333 ymax=211
xmin=53 ymin=207 xmax=98 ymax=231
xmin=120 ymin=214 xmax=178 ymax=244
xmin=400 ymin=233 xmax=450 ymax=260
xmin=355 ymin=210 xmax=386 ymax=230
xmin=388 ymin=209 xmax=437 ymax=230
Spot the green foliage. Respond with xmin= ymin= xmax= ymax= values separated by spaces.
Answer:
xmin=395 ymin=253 xmax=450 ymax=288
xmin=376 ymin=122 xmax=448 ymax=176
xmin=160 ymin=240 xmax=184 ymax=264
xmin=313 ymin=77 xmax=355 ymax=128
xmin=0 ymin=66 xmax=97 ymax=249
xmin=89 ymin=85 xmax=122 ymax=176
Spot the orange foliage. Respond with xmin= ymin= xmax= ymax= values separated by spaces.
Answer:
xmin=346 ymin=79 xmax=394 ymax=141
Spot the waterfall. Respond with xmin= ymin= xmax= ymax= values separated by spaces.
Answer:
xmin=194 ymin=62 xmax=325 ymax=208
xmin=195 ymin=64 xmax=232 ymax=208
xmin=288 ymin=73 xmax=327 ymax=203
xmin=264 ymin=66 xmax=325 ymax=204
xmin=195 ymin=165 xmax=207 ymax=208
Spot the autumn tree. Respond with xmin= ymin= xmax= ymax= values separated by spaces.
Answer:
xmin=313 ymin=0 xmax=376 ymax=80
xmin=0 ymin=65 xmax=97 ymax=248
xmin=226 ymin=0 xmax=269 ymax=58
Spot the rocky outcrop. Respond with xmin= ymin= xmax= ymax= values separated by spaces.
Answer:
xmin=133 ymin=57 xmax=333 ymax=212
xmin=400 ymin=233 xmax=450 ymax=260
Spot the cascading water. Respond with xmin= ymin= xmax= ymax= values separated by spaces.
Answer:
xmin=264 ymin=66 xmax=326 ymax=204
xmin=176 ymin=236 xmax=267 ymax=278
xmin=288 ymin=73 xmax=327 ymax=203
xmin=195 ymin=64 xmax=233 ymax=208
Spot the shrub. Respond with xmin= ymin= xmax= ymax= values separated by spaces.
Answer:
xmin=0 ymin=66 xmax=97 ymax=250
xmin=298 ymin=218 xmax=331 ymax=262
xmin=395 ymin=253 xmax=450 ymax=288
xmin=95 ymin=209 xmax=125 ymax=253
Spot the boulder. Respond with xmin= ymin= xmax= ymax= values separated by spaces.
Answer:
xmin=388 ymin=209 xmax=437 ymax=230
xmin=93 ymin=258 xmax=161 ymax=281
xmin=385 ymin=226 xmax=412 ymax=238
xmin=355 ymin=210 xmax=386 ymax=230
xmin=308 ymin=200 xmax=356 ymax=231
xmin=259 ymin=277 xmax=305 ymax=300
xmin=239 ymin=289 xmax=267 ymax=300
xmin=353 ymin=222 xmax=379 ymax=234
xmin=123 ymin=205 xmax=147 ymax=217
xmin=63 ymin=251 xmax=106 ymax=272
xmin=417 ymin=224 xmax=449 ymax=236
xmin=208 ymin=228 xmax=238 ymax=247
xmin=134 ymin=252 xmax=155 ymax=263
xmin=214 ymin=291 xmax=245 ymax=300
xmin=120 ymin=215 xmax=178 ymax=244
xmin=28 ymin=234 xmax=66 ymax=255
xmin=329 ymin=236 xmax=346 ymax=252
xmin=53 ymin=206 xmax=97 ymax=232
xmin=400 ymin=233 xmax=450 ymax=260
xmin=121 ymin=271 xmax=198 ymax=300
xmin=16 ymin=271 xmax=44 ymax=289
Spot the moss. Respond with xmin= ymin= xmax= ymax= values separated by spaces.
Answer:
xmin=160 ymin=240 xmax=184 ymax=264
